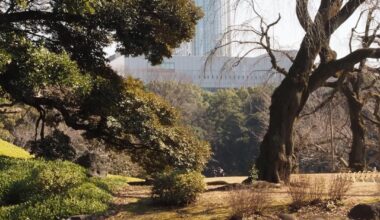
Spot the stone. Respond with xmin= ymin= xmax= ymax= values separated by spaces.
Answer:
xmin=278 ymin=213 xmax=298 ymax=220
xmin=66 ymin=215 xmax=89 ymax=220
xmin=229 ymin=214 xmax=243 ymax=220
xmin=75 ymin=151 xmax=109 ymax=177
xmin=348 ymin=203 xmax=380 ymax=220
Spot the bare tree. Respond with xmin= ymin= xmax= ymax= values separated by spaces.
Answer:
xmin=337 ymin=1 xmax=380 ymax=171
xmin=212 ymin=0 xmax=380 ymax=182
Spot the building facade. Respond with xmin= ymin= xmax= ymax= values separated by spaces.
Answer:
xmin=175 ymin=0 xmax=232 ymax=57
xmin=109 ymin=53 xmax=291 ymax=89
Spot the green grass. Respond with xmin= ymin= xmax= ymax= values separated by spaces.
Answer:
xmin=0 ymin=139 xmax=33 ymax=159
xmin=106 ymin=174 xmax=143 ymax=183
xmin=91 ymin=175 xmax=144 ymax=194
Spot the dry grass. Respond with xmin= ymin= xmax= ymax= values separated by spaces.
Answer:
xmin=105 ymin=175 xmax=380 ymax=220
xmin=228 ymin=186 xmax=272 ymax=218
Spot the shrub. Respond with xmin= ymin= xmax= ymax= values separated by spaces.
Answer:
xmin=228 ymin=186 xmax=271 ymax=219
xmin=287 ymin=176 xmax=311 ymax=207
xmin=288 ymin=175 xmax=326 ymax=209
xmin=308 ymin=177 xmax=326 ymax=203
xmin=249 ymin=165 xmax=259 ymax=182
xmin=9 ymin=184 xmax=111 ymax=220
xmin=327 ymin=174 xmax=352 ymax=201
xmin=152 ymin=170 xmax=205 ymax=206
xmin=31 ymin=160 xmax=86 ymax=194
xmin=2 ymin=159 xmax=87 ymax=204
xmin=0 ymin=157 xmax=40 ymax=204
xmin=0 ymin=157 xmax=112 ymax=219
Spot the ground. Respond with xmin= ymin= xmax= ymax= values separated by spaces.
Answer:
xmin=104 ymin=175 xmax=380 ymax=220
xmin=2 ymin=139 xmax=379 ymax=219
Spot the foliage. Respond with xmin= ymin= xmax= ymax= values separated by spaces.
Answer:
xmin=249 ymin=165 xmax=259 ymax=183
xmin=147 ymin=81 xmax=273 ymax=176
xmin=205 ymin=87 xmax=271 ymax=176
xmin=0 ymin=0 xmax=208 ymax=176
xmin=147 ymin=81 xmax=211 ymax=138
xmin=106 ymin=150 xmax=146 ymax=177
xmin=0 ymin=156 xmax=112 ymax=219
xmin=29 ymin=130 xmax=77 ymax=161
xmin=152 ymin=170 xmax=205 ymax=206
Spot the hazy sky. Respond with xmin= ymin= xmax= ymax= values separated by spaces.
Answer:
xmin=233 ymin=0 xmax=367 ymax=58
xmin=105 ymin=1 xmax=374 ymax=59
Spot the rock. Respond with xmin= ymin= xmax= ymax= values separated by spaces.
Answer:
xmin=66 ymin=215 xmax=89 ymax=220
xmin=278 ymin=213 xmax=297 ymax=220
xmin=348 ymin=203 xmax=380 ymax=220
xmin=75 ymin=151 xmax=109 ymax=177
xmin=252 ymin=180 xmax=282 ymax=189
xmin=229 ymin=214 xmax=243 ymax=220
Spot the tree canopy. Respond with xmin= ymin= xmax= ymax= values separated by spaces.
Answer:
xmin=0 ymin=0 xmax=210 ymax=174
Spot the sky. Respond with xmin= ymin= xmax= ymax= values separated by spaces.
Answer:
xmin=233 ymin=0 xmax=368 ymax=58
xmin=105 ymin=0 xmax=376 ymax=60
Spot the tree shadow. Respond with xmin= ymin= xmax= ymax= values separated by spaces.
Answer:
xmin=102 ymin=198 xmax=230 ymax=219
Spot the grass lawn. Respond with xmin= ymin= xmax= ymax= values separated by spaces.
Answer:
xmin=105 ymin=175 xmax=380 ymax=220
xmin=107 ymin=174 xmax=144 ymax=183
xmin=0 ymin=139 xmax=33 ymax=159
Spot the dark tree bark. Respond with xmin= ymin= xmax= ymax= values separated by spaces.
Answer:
xmin=256 ymin=0 xmax=375 ymax=183
xmin=342 ymin=76 xmax=366 ymax=171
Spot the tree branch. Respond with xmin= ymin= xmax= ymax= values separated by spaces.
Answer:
xmin=0 ymin=11 xmax=84 ymax=24
xmin=296 ymin=0 xmax=313 ymax=32
xmin=329 ymin=0 xmax=367 ymax=35
xmin=309 ymin=48 xmax=380 ymax=92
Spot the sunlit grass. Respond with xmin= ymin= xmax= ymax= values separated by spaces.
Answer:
xmin=106 ymin=174 xmax=144 ymax=183
xmin=0 ymin=139 xmax=33 ymax=159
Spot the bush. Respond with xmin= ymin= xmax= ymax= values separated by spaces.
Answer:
xmin=228 ymin=186 xmax=271 ymax=219
xmin=3 ymin=159 xmax=86 ymax=204
xmin=327 ymin=174 xmax=352 ymax=201
xmin=152 ymin=170 xmax=205 ymax=206
xmin=8 ymin=184 xmax=111 ymax=220
xmin=0 ymin=157 xmax=39 ymax=204
xmin=288 ymin=175 xmax=326 ymax=209
xmin=0 ymin=157 xmax=112 ymax=219
xmin=287 ymin=176 xmax=311 ymax=207
xmin=31 ymin=160 xmax=86 ymax=194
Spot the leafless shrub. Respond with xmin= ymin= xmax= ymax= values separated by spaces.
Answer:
xmin=287 ymin=176 xmax=311 ymax=207
xmin=308 ymin=177 xmax=326 ymax=203
xmin=228 ymin=186 xmax=272 ymax=219
xmin=327 ymin=174 xmax=353 ymax=201
xmin=288 ymin=175 xmax=326 ymax=208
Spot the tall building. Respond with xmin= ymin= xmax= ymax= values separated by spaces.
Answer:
xmin=109 ymin=52 xmax=292 ymax=89
xmin=175 ymin=0 xmax=232 ymax=57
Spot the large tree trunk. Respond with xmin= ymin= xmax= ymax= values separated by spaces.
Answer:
xmin=343 ymin=83 xmax=366 ymax=171
xmin=256 ymin=76 xmax=307 ymax=183
xmin=255 ymin=0 xmax=369 ymax=183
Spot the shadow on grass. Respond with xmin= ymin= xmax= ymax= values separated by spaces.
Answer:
xmin=102 ymin=198 xmax=231 ymax=219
